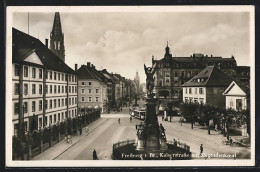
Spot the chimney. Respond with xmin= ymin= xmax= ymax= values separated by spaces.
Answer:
xmin=45 ymin=39 xmax=48 ymax=48
xmin=75 ymin=64 xmax=78 ymax=71
xmin=87 ymin=62 xmax=91 ymax=67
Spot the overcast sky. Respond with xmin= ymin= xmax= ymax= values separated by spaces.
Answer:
xmin=12 ymin=11 xmax=250 ymax=83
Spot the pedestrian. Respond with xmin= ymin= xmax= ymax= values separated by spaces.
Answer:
xmin=130 ymin=116 xmax=132 ymax=122
xmin=68 ymin=134 xmax=72 ymax=143
xmin=118 ymin=118 xmax=120 ymax=124
xmin=215 ymin=124 xmax=218 ymax=132
xmin=229 ymin=137 xmax=233 ymax=146
xmin=200 ymin=144 xmax=203 ymax=155
xmin=120 ymin=107 xmax=122 ymax=112
xmin=93 ymin=149 xmax=98 ymax=160
xmin=79 ymin=128 xmax=82 ymax=135
xmin=85 ymin=126 xmax=89 ymax=134
xmin=180 ymin=117 xmax=183 ymax=126
xmin=104 ymin=155 xmax=107 ymax=160
xmin=65 ymin=134 xmax=68 ymax=143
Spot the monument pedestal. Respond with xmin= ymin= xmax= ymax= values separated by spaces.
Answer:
xmin=145 ymin=135 xmax=160 ymax=150
xmin=160 ymin=138 xmax=168 ymax=150
xmin=136 ymin=98 xmax=167 ymax=151
xmin=136 ymin=139 xmax=145 ymax=150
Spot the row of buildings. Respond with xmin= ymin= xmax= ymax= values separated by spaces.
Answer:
xmin=151 ymin=42 xmax=250 ymax=112
xmin=76 ymin=62 xmax=139 ymax=113
xmin=12 ymin=12 xmax=139 ymax=136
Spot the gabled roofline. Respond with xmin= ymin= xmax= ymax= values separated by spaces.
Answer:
xmin=223 ymin=81 xmax=248 ymax=96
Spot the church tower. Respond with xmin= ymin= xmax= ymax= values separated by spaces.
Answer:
xmin=50 ymin=12 xmax=65 ymax=62
xmin=164 ymin=41 xmax=172 ymax=60
xmin=134 ymin=70 xmax=140 ymax=96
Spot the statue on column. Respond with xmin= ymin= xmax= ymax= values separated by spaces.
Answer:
xmin=144 ymin=63 xmax=157 ymax=97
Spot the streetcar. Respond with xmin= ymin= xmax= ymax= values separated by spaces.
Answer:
xmin=129 ymin=107 xmax=135 ymax=117
xmin=134 ymin=110 xmax=146 ymax=120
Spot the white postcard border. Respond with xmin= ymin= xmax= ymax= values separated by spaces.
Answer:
xmin=6 ymin=5 xmax=255 ymax=167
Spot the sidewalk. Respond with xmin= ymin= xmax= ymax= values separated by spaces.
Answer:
xmin=32 ymin=118 xmax=108 ymax=160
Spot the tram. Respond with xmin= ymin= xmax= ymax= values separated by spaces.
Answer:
xmin=134 ymin=110 xmax=146 ymax=120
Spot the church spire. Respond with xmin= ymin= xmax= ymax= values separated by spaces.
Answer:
xmin=50 ymin=12 xmax=65 ymax=62
xmin=52 ymin=12 xmax=62 ymax=35
xmin=165 ymin=41 xmax=170 ymax=56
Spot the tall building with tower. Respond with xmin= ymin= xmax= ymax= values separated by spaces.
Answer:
xmin=134 ymin=70 xmax=140 ymax=97
xmin=152 ymin=42 xmax=243 ymax=102
xmin=50 ymin=12 xmax=65 ymax=62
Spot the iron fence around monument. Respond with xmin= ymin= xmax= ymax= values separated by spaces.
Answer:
xmin=113 ymin=139 xmax=136 ymax=150
xmin=167 ymin=141 xmax=190 ymax=152
xmin=112 ymin=139 xmax=191 ymax=160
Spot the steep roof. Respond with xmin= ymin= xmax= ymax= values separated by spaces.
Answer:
xmin=12 ymin=28 xmax=76 ymax=74
xmin=76 ymin=64 xmax=106 ymax=84
xmin=110 ymin=73 xmax=120 ymax=83
xmin=223 ymin=81 xmax=250 ymax=96
xmin=114 ymin=73 xmax=125 ymax=82
xmin=100 ymin=69 xmax=114 ymax=83
xmin=182 ymin=65 xmax=233 ymax=87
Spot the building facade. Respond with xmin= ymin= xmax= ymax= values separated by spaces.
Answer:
xmin=223 ymin=81 xmax=250 ymax=111
xmin=12 ymin=28 xmax=77 ymax=136
xmin=152 ymin=42 xmax=238 ymax=101
xmin=100 ymin=69 xmax=115 ymax=106
xmin=50 ymin=12 xmax=65 ymax=62
xmin=182 ymin=66 xmax=233 ymax=108
xmin=77 ymin=63 xmax=107 ymax=112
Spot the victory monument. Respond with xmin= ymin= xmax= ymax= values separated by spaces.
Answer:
xmin=112 ymin=63 xmax=191 ymax=160
xmin=136 ymin=64 xmax=167 ymax=150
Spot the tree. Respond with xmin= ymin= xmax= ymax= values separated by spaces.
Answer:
xmin=220 ymin=108 xmax=236 ymax=137
xmin=237 ymin=108 xmax=250 ymax=137
xmin=179 ymin=102 xmax=198 ymax=129
xmin=196 ymin=104 xmax=218 ymax=134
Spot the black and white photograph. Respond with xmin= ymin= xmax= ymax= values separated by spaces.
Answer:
xmin=5 ymin=6 xmax=255 ymax=167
